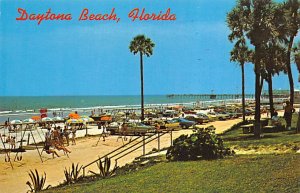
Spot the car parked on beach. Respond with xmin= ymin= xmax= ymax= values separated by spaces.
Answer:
xmin=195 ymin=113 xmax=210 ymax=123
xmin=207 ymin=112 xmax=229 ymax=120
xmin=164 ymin=119 xmax=181 ymax=130
xmin=107 ymin=122 xmax=155 ymax=135
xmin=184 ymin=114 xmax=206 ymax=124
xmin=172 ymin=118 xmax=196 ymax=129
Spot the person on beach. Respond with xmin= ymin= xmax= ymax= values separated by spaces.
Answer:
xmin=6 ymin=136 xmax=11 ymax=143
xmin=53 ymin=140 xmax=71 ymax=154
xmin=71 ymin=129 xmax=76 ymax=145
xmin=121 ymin=122 xmax=128 ymax=141
xmin=10 ymin=136 xmax=16 ymax=149
xmin=44 ymin=141 xmax=60 ymax=158
xmin=271 ymin=111 xmax=282 ymax=129
xmin=284 ymin=101 xmax=295 ymax=130
xmin=58 ymin=127 xmax=64 ymax=145
xmin=155 ymin=122 xmax=161 ymax=133
xmin=63 ymin=126 xmax=70 ymax=146
xmin=45 ymin=128 xmax=52 ymax=142
xmin=100 ymin=122 xmax=106 ymax=142
xmin=52 ymin=126 xmax=60 ymax=141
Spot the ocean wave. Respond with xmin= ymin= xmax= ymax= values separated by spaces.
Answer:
xmin=0 ymin=112 xmax=39 ymax=117
xmin=0 ymin=111 xmax=13 ymax=114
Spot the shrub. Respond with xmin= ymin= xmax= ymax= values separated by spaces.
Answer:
xmin=26 ymin=169 xmax=51 ymax=192
xmin=166 ymin=126 xmax=234 ymax=161
xmin=63 ymin=163 xmax=83 ymax=184
xmin=89 ymin=157 xmax=118 ymax=178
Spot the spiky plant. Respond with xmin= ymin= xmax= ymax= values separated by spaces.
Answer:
xmin=64 ymin=167 xmax=72 ymax=185
xmin=64 ymin=163 xmax=83 ymax=184
xmin=71 ymin=163 xmax=82 ymax=181
xmin=26 ymin=169 xmax=51 ymax=192
xmin=89 ymin=157 xmax=118 ymax=178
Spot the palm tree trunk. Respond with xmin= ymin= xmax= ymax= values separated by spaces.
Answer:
xmin=297 ymin=111 xmax=300 ymax=133
xmin=241 ymin=62 xmax=246 ymax=122
xmin=140 ymin=52 xmax=144 ymax=121
xmin=254 ymin=50 xmax=261 ymax=137
xmin=287 ymin=36 xmax=295 ymax=106
xmin=267 ymin=72 xmax=274 ymax=118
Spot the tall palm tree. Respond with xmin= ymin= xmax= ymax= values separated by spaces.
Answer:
xmin=262 ymin=41 xmax=286 ymax=118
xmin=277 ymin=0 xmax=300 ymax=106
xmin=235 ymin=0 xmax=274 ymax=137
xmin=129 ymin=35 xmax=155 ymax=121
xmin=227 ymin=7 xmax=252 ymax=122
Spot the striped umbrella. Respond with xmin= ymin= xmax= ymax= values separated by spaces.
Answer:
xmin=10 ymin=120 xmax=22 ymax=124
xmin=41 ymin=117 xmax=53 ymax=122
xmin=23 ymin=118 xmax=35 ymax=123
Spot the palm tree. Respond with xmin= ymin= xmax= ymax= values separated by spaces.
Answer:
xmin=262 ymin=41 xmax=286 ymax=118
xmin=234 ymin=0 xmax=275 ymax=137
xmin=277 ymin=0 xmax=300 ymax=106
xmin=227 ymin=7 xmax=252 ymax=122
xmin=129 ymin=35 xmax=155 ymax=121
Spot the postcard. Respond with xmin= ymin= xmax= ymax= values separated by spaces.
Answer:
xmin=1 ymin=0 xmax=299 ymax=192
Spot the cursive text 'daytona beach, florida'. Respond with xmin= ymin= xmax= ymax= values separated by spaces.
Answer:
xmin=15 ymin=8 xmax=176 ymax=25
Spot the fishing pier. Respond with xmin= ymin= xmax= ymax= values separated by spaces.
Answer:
xmin=166 ymin=94 xmax=255 ymax=100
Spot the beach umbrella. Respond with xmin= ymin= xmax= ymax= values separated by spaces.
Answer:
xmin=23 ymin=119 xmax=35 ymax=123
xmin=31 ymin=116 xmax=41 ymax=121
xmin=42 ymin=117 xmax=53 ymax=122
xmin=69 ymin=113 xmax=80 ymax=119
xmin=10 ymin=120 xmax=22 ymax=124
xmin=52 ymin=116 xmax=63 ymax=121
xmin=79 ymin=117 xmax=94 ymax=122
xmin=66 ymin=119 xmax=83 ymax=124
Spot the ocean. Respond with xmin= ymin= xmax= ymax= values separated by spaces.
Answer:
xmin=0 ymin=95 xmax=243 ymax=123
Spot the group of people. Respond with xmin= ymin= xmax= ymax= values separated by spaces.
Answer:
xmin=270 ymin=101 xmax=296 ymax=130
xmin=3 ymin=136 xmax=16 ymax=150
xmin=44 ymin=125 xmax=74 ymax=158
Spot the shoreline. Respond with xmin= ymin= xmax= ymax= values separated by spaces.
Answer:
xmin=0 ymin=97 xmax=287 ymax=123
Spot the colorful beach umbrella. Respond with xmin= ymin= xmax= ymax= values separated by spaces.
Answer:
xmin=10 ymin=120 xmax=22 ymax=124
xmin=31 ymin=116 xmax=41 ymax=121
xmin=69 ymin=113 xmax=80 ymax=119
xmin=41 ymin=117 xmax=53 ymax=122
xmin=66 ymin=119 xmax=83 ymax=124
xmin=79 ymin=117 xmax=94 ymax=122
xmin=23 ymin=118 xmax=35 ymax=123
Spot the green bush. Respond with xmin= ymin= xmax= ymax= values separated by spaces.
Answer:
xmin=166 ymin=126 xmax=234 ymax=161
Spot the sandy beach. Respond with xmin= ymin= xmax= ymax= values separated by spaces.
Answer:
xmin=0 ymin=117 xmax=244 ymax=193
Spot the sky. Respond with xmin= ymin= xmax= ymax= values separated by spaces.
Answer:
xmin=0 ymin=0 xmax=299 ymax=96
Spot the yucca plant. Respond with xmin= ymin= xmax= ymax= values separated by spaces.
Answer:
xmin=64 ymin=167 xmax=73 ymax=185
xmin=71 ymin=163 xmax=82 ymax=181
xmin=64 ymin=163 xmax=83 ymax=184
xmin=26 ymin=169 xmax=51 ymax=192
xmin=89 ymin=157 xmax=118 ymax=178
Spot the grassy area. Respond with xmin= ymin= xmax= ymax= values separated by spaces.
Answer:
xmin=44 ymin=154 xmax=300 ymax=193
xmin=222 ymin=114 xmax=300 ymax=149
